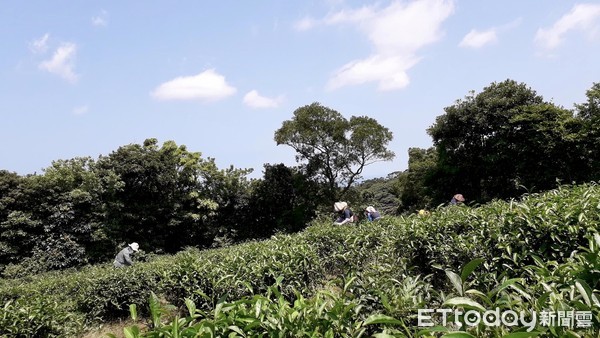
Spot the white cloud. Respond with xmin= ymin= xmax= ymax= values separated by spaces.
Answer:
xmin=243 ymin=90 xmax=283 ymax=109
xmin=459 ymin=29 xmax=497 ymax=48
xmin=328 ymin=55 xmax=419 ymax=91
xmin=92 ymin=10 xmax=109 ymax=27
xmin=30 ymin=33 xmax=50 ymax=54
xmin=307 ymin=0 xmax=455 ymax=91
xmin=293 ymin=17 xmax=317 ymax=31
xmin=151 ymin=69 xmax=237 ymax=101
xmin=459 ymin=19 xmax=520 ymax=49
xmin=38 ymin=42 xmax=79 ymax=83
xmin=72 ymin=105 xmax=89 ymax=115
xmin=535 ymin=3 xmax=600 ymax=50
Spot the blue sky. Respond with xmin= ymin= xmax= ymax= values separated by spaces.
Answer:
xmin=2 ymin=0 xmax=600 ymax=179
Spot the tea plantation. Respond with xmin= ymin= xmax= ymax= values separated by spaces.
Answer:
xmin=1 ymin=183 xmax=599 ymax=337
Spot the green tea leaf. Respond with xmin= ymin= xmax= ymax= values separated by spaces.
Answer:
xmin=575 ymin=279 xmax=592 ymax=307
xmin=417 ymin=326 xmax=449 ymax=336
xmin=490 ymin=278 xmax=523 ymax=297
xmin=129 ymin=304 xmax=137 ymax=321
xmin=228 ymin=325 xmax=245 ymax=336
xmin=363 ymin=314 xmax=403 ymax=326
xmin=123 ymin=325 xmax=140 ymax=338
xmin=441 ymin=332 xmax=477 ymax=338
xmin=445 ymin=270 xmax=464 ymax=296
xmin=443 ymin=297 xmax=486 ymax=312
xmin=185 ymin=298 xmax=196 ymax=318
xmin=501 ymin=332 xmax=541 ymax=338
xmin=461 ymin=258 xmax=484 ymax=282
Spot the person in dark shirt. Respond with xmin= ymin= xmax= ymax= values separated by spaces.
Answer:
xmin=364 ymin=206 xmax=381 ymax=221
xmin=450 ymin=194 xmax=465 ymax=205
xmin=333 ymin=201 xmax=355 ymax=225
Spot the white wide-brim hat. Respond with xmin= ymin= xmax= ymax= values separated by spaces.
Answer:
xmin=334 ymin=202 xmax=348 ymax=212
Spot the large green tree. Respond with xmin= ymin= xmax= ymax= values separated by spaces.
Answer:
xmin=427 ymin=79 xmax=582 ymax=203
xmin=95 ymin=138 xmax=225 ymax=252
xmin=274 ymin=102 xmax=394 ymax=201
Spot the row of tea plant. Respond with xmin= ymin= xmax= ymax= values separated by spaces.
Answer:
xmin=1 ymin=183 xmax=599 ymax=336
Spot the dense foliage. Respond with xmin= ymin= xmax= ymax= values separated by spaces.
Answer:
xmin=0 ymin=140 xmax=326 ymax=277
xmin=1 ymin=183 xmax=599 ymax=336
xmin=396 ymin=80 xmax=600 ymax=212
xmin=354 ymin=172 xmax=402 ymax=215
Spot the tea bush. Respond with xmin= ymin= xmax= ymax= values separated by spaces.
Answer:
xmin=0 ymin=296 xmax=84 ymax=337
xmin=0 ymin=183 xmax=598 ymax=336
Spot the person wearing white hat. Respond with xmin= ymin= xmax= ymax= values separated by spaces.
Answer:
xmin=333 ymin=201 xmax=355 ymax=225
xmin=364 ymin=206 xmax=381 ymax=221
xmin=113 ymin=242 xmax=139 ymax=268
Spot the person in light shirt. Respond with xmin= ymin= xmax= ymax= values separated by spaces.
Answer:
xmin=113 ymin=242 xmax=139 ymax=268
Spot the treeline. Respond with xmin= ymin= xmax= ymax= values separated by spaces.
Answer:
xmin=0 ymin=100 xmax=397 ymax=277
xmin=0 ymin=140 xmax=325 ymax=277
xmin=1 ymin=79 xmax=598 ymax=276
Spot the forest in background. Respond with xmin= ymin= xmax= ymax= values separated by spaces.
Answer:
xmin=1 ymin=79 xmax=599 ymax=277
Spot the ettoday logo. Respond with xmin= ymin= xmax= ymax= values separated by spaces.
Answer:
xmin=418 ymin=308 xmax=593 ymax=332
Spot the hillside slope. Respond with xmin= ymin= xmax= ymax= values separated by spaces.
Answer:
xmin=1 ymin=183 xmax=599 ymax=337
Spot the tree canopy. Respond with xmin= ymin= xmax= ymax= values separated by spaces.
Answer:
xmin=274 ymin=102 xmax=394 ymax=201
xmin=393 ymin=79 xmax=596 ymax=212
